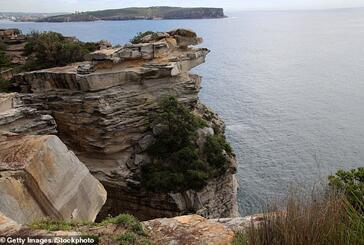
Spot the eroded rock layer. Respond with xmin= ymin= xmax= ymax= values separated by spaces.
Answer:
xmin=0 ymin=93 xmax=57 ymax=135
xmin=15 ymin=29 xmax=239 ymax=220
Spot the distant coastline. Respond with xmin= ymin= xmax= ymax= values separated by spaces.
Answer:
xmin=29 ymin=7 xmax=226 ymax=23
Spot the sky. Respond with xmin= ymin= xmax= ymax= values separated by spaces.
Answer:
xmin=1 ymin=0 xmax=364 ymax=13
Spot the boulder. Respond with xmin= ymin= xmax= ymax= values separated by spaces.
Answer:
xmin=0 ymin=132 xmax=107 ymax=224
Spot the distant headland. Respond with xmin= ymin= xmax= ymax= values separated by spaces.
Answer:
xmin=34 ymin=7 xmax=226 ymax=22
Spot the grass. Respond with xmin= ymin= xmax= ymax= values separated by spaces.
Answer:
xmin=232 ymin=232 xmax=248 ymax=245
xmin=29 ymin=219 xmax=84 ymax=231
xmin=116 ymin=232 xmax=137 ymax=245
xmin=29 ymin=214 xmax=150 ymax=244
xmin=233 ymin=191 xmax=364 ymax=245
xmin=101 ymin=214 xmax=145 ymax=235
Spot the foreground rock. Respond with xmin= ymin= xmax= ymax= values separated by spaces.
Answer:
xmin=0 ymin=214 xmax=242 ymax=245
xmin=0 ymin=132 xmax=107 ymax=224
xmin=15 ymin=29 xmax=239 ymax=220
xmin=145 ymin=215 xmax=235 ymax=245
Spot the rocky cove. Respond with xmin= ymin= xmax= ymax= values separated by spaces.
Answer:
xmin=0 ymin=29 xmax=246 ymax=243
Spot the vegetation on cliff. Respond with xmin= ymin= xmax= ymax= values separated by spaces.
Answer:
xmin=30 ymin=214 xmax=151 ymax=245
xmin=37 ymin=7 xmax=225 ymax=22
xmin=329 ymin=167 xmax=364 ymax=212
xmin=233 ymin=167 xmax=364 ymax=245
xmin=141 ymin=96 xmax=232 ymax=192
xmin=130 ymin=31 xmax=156 ymax=44
xmin=0 ymin=77 xmax=12 ymax=92
xmin=23 ymin=31 xmax=98 ymax=70
xmin=0 ymin=42 xmax=11 ymax=69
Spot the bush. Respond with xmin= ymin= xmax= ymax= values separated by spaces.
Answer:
xmin=102 ymin=214 xmax=144 ymax=235
xmin=116 ymin=232 xmax=137 ymax=245
xmin=130 ymin=31 xmax=156 ymax=44
xmin=0 ymin=77 xmax=12 ymax=92
xmin=329 ymin=167 xmax=364 ymax=213
xmin=0 ymin=50 xmax=11 ymax=68
xmin=205 ymin=135 xmax=232 ymax=175
xmin=29 ymin=219 xmax=80 ymax=231
xmin=141 ymin=96 xmax=232 ymax=193
xmin=23 ymin=31 xmax=98 ymax=70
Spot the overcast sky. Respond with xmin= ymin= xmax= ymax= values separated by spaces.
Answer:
xmin=1 ymin=0 xmax=364 ymax=13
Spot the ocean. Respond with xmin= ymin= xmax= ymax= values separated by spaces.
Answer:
xmin=2 ymin=8 xmax=364 ymax=216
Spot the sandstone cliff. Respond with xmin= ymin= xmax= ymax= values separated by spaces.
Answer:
xmin=15 ymin=29 xmax=239 ymax=220
xmin=0 ymin=132 xmax=107 ymax=224
xmin=0 ymin=93 xmax=57 ymax=135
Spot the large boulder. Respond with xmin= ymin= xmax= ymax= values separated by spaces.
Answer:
xmin=0 ymin=132 xmax=107 ymax=224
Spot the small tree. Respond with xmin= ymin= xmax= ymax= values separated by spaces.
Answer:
xmin=141 ymin=96 xmax=232 ymax=193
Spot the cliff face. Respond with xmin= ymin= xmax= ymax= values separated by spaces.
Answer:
xmin=38 ymin=7 xmax=225 ymax=22
xmin=0 ymin=93 xmax=57 ymax=135
xmin=15 ymin=29 xmax=239 ymax=220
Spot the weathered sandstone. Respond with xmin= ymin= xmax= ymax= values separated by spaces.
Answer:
xmin=0 ymin=132 xmax=107 ymax=224
xmin=0 ymin=93 xmax=57 ymax=135
xmin=144 ymin=215 xmax=235 ymax=245
xmin=15 ymin=29 xmax=239 ymax=220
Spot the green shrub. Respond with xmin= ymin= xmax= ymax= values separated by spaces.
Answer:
xmin=0 ymin=77 xmax=12 ymax=92
xmin=23 ymin=31 xmax=98 ymax=70
xmin=141 ymin=96 xmax=232 ymax=193
xmin=0 ymin=50 xmax=11 ymax=68
xmin=232 ymin=232 xmax=248 ymax=245
xmin=102 ymin=214 xmax=144 ymax=235
xmin=116 ymin=232 xmax=137 ymax=245
xmin=329 ymin=167 xmax=364 ymax=212
xmin=130 ymin=31 xmax=156 ymax=44
xmin=205 ymin=135 xmax=232 ymax=175
xmin=29 ymin=219 xmax=78 ymax=231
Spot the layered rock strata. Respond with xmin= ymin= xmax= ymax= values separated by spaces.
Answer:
xmin=15 ymin=29 xmax=239 ymax=220
xmin=0 ymin=132 xmax=107 ymax=224
xmin=0 ymin=93 xmax=57 ymax=135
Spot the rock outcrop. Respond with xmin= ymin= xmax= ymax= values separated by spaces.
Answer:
xmin=15 ymin=29 xmax=239 ymax=220
xmin=0 ymin=29 xmax=27 ymax=76
xmin=145 ymin=215 xmax=235 ymax=245
xmin=0 ymin=132 xmax=107 ymax=224
xmin=0 ymin=93 xmax=57 ymax=135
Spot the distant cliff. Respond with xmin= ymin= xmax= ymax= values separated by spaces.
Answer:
xmin=37 ymin=7 xmax=226 ymax=22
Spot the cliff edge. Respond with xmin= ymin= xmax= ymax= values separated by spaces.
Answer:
xmin=15 ymin=29 xmax=239 ymax=220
